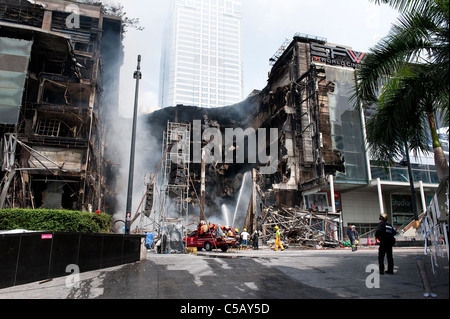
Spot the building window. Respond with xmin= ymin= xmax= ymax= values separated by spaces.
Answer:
xmin=35 ymin=119 xmax=61 ymax=137
xmin=303 ymin=193 xmax=330 ymax=212
xmin=326 ymin=66 xmax=368 ymax=184
xmin=370 ymin=161 xmax=439 ymax=185
xmin=391 ymin=194 xmax=415 ymax=227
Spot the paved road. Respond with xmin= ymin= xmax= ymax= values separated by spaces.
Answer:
xmin=1 ymin=247 xmax=447 ymax=304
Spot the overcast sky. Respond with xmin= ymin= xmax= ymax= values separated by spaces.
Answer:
xmin=103 ymin=0 xmax=400 ymax=118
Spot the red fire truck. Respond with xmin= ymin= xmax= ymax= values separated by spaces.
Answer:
xmin=184 ymin=223 xmax=236 ymax=252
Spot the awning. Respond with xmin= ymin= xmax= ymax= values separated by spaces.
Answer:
xmin=0 ymin=37 xmax=33 ymax=125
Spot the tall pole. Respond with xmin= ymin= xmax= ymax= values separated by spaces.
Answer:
xmin=252 ymin=168 xmax=257 ymax=233
xmin=200 ymin=147 xmax=206 ymax=221
xmin=125 ymin=55 xmax=142 ymax=234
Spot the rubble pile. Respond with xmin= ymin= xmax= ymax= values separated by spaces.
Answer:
xmin=260 ymin=206 xmax=340 ymax=248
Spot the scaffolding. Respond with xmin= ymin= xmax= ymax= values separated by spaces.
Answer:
xmin=158 ymin=121 xmax=191 ymax=253
xmin=293 ymin=65 xmax=327 ymax=182
xmin=269 ymin=33 xmax=327 ymax=66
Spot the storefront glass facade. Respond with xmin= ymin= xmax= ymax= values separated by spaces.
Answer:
xmin=370 ymin=161 xmax=439 ymax=184
xmin=325 ymin=66 xmax=368 ymax=184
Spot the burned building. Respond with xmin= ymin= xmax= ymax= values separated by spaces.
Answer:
xmin=261 ymin=34 xmax=439 ymax=236
xmin=139 ymin=34 xmax=347 ymax=239
xmin=142 ymin=33 xmax=439 ymax=246
xmin=0 ymin=0 xmax=124 ymax=213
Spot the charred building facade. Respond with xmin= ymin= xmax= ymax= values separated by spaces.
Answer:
xmin=0 ymin=0 xmax=123 ymax=212
xmin=246 ymin=34 xmax=439 ymax=236
xmin=143 ymin=33 xmax=440 ymax=244
xmin=240 ymin=34 xmax=438 ymax=236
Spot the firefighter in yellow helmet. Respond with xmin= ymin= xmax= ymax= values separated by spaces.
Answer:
xmin=274 ymin=226 xmax=284 ymax=251
xmin=235 ymin=228 xmax=241 ymax=249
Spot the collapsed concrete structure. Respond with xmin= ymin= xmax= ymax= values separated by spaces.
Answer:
xmin=0 ymin=0 xmax=124 ymax=214
xmin=141 ymin=33 xmax=440 ymax=249
xmin=140 ymin=34 xmax=356 ymax=247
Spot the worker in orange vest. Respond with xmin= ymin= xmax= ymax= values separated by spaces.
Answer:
xmin=274 ymin=226 xmax=284 ymax=251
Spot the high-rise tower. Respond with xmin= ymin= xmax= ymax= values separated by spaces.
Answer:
xmin=159 ymin=0 xmax=243 ymax=109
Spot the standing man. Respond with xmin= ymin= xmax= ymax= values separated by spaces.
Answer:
xmin=274 ymin=226 xmax=284 ymax=251
xmin=240 ymin=228 xmax=250 ymax=248
xmin=347 ymin=225 xmax=358 ymax=252
xmin=375 ymin=214 xmax=397 ymax=275
xmin=252 ymin=230 xmax=259 ymax=250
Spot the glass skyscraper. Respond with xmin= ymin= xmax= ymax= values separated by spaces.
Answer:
xmin=159 ymin=0 xmax=244 ymax=109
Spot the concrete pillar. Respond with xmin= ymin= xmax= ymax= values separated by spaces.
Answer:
xmin=419 ymin=181 xmax=427 ymax=215
xmin=200 ymin=148 xmax=206 ymax=221
xmin=377 ymin=178 xmax=384 ymax=215
xmin=329 ymin=175 xmax=336 ymax=213
xmin=328 ymin=175 xmax=340 ymax=241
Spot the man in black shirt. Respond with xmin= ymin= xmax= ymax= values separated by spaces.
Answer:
xmin=375 ymin=214 xmax=397 ymax=275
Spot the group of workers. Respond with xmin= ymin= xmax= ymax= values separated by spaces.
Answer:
xmin=227 ymin=228 xmax=258 ymax=250
xmin=216 ymin=225 xmax=284 ymax=251
xmin=197 ymin=217 xmax=289 ymax=251
xmin=230 ymin=226 xmax=284 ymax=251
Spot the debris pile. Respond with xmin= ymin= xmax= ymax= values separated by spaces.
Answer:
xmin=260 ymin=205 xmax=340 ymax=248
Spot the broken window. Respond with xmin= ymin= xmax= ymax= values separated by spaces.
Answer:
xmin=42 ymin=59 xmax=64 ymax=75
xmin=0 ymin=1 xmax=44 ymax=28
xmin=77 ymin=58 xmax=95 ymax=80
xmin=35 ymin=118 xmax=61 ymax=137
xmin=38 ymin=79 xmax=68 ymax=105
xmin=67 ymin=83 xmax=91 ymax=108
xmin=74 ymin=42 xmax=94 ymax=53
xmin=31 ymin=179 xmax=80 ymax=210
xmin=34 ymin=114 xmax=81 ymax=139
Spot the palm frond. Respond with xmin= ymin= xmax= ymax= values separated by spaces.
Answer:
xmin=370 ymin=0 xmax=435 ymax=15
xmin=359 ymin=0 xmax=449 ymax=178
xmin=355 ymin=0 xmax=448 ymax=110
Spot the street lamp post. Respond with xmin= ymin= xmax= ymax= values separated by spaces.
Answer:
xmin=125 ymin=55 xmax=142 ymax=234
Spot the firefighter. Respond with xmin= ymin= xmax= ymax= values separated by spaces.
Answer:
xmin=210 ymin=223 xmax=217 ymax=237
xmin=375 ymin=213 xmax=397 ymax=275
xmin=274 ymin=226 xmax=284 ymax=251
xmin=222 ymin=228 xmax=227 ymax=240
xmin=235 ymin=228 xmax=241 ymax=249
xmin=199 ymin=221 xmax=208 ymax=235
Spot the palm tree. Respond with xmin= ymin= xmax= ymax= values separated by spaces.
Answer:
xmin=353 ymin=0 xmax=449 ymax=180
